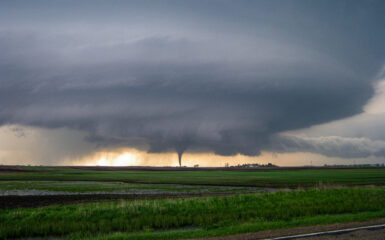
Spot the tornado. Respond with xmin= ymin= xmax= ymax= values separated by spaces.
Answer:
xmin=177 ymin=150 xmax=183 ymax=167
xmin=175 ymin=142 xmax=189 ymax=167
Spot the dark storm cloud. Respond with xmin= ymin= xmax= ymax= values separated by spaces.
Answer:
xmin=0 ymin=0 xmax=384 ymax=160
xmin=268 ymin=135 xmax=385 ymax=159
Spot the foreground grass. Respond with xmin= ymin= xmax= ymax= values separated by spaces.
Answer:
xmin=1 ymin=166 xmax=385 ymax=187
xmin=91 ymin=211 xmax=385 ymax=240
xmin=1 ymin=187 xmax=385 ymax=239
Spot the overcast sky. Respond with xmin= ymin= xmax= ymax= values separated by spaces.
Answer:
xmin=0 ymin=0 xmax=384 ymax=166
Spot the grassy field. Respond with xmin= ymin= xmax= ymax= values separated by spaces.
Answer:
xmin=1 ymin=166 xmax=385 ymax=239
xmin=1 ymin=187 xmax=385 ymax=239
xmin=1 ymin=166 xmax=385 ymax=187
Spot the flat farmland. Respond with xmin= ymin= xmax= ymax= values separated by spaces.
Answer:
xmin=1 ymin=166 xmax=385 ymax=240
xmin=1 ymin=166 xmax=385 ymax=187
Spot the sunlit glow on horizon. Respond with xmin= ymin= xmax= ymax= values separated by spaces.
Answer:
xmin=91 ymin=151 xmax=140 ymax=166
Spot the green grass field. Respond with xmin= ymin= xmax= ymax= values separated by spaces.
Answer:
xmin=1 ymin=166 xmax=385 ymax=239
xmin=1 ymin=187 xmax=385 ymax=239
xmin=1 ymin=166 xmax=385 ymax=187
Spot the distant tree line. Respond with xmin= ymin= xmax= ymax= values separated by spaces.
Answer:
xmin=323 ymin=163 xmax=385 ymax=167
xmin=225 ymin=162 xmax=277 ymax=168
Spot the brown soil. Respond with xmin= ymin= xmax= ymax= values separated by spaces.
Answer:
xmin=0 ymin=172 xmax=27 ymax=175
xmin=0 ymin=166 xmax=29 ymax=172
xmin=198 ymin=218 xmax=385 ymax=240
xmin=0 ymin=192 xmax=238 ymax=209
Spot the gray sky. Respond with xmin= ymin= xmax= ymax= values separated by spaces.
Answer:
xmin=0 ymin=0 xmax=384 ymax=166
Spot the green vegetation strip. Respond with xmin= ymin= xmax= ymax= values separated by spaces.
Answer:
xmin=1 ymin=166 xmax=385 ymax=187
xmin=1 ymin=187 xmax=385 ymax=239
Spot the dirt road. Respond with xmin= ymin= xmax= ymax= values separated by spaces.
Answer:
xmin=201 ymin=218 xmax=385 ymax=240
xmin=301 ymin=227 xmax=385 ymax=240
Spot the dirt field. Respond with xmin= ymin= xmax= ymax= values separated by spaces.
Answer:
xmin=0 ymin=166 xmax=30 ymax=172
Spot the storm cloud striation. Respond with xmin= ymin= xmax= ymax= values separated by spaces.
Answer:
xmin=0 ymin=0 xmax=384 ymax=164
